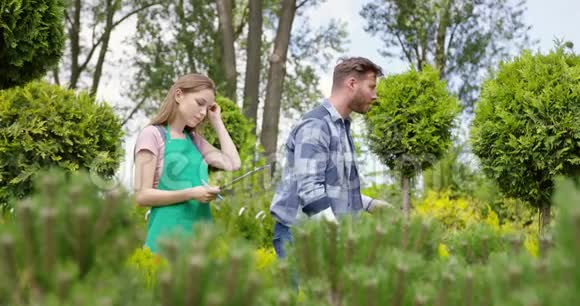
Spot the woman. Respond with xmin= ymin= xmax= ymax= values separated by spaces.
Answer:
xmin=133 ymin=74 xmax=241 ymax=253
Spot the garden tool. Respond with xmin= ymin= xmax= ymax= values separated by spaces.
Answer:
xmin=219 ymin=163 xmax=273 ymax=191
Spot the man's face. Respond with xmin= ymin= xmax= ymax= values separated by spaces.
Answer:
xmin=349 ymin=72 xmax=377 ymax=114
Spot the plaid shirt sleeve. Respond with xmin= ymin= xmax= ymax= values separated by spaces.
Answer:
xmin=293 ymin=118 xmax=332 ymax=216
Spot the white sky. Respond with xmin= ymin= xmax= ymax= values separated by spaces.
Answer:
xmin=96 ymin=0 xmax=580 ymax=190
xmin=309 ymin=0 xmax=580 ymax=96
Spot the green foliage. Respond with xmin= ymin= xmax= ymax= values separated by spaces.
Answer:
xmin=360 ymin=0 xmax=532 ymax=109
xmin=414 ymin=189 xmax=541 ymax=261
xmin=551 ymin=177 xmax=580 ymax=263
xmin=0 ymin=170 xmax=144 ymax=305
xmin=362 ymin=182 xmax=402 ymax=208
xmin=0 ymin=81 xmax=124 ymax=210
xmin=280 ymin=179 xmax=580 ymax=305
xmin=423 ymin=143 xmax=488 ymax=198
xmin=2 ymin=168 xmax=580 ymax=305
xmin=211 ymin=188 xmax=275 ymax=249
xmin=128 ymin=0 xmax=222 ymax=115
xmin=288 ymin=213 xmax=443 ymax=304
xmin=0 ymin=0 xmax=65 ymax=89
xmin=152 ymin=231 xmax=264 ymax=306
xmin=366 ymin=65 xmax=460 ymax=178
xmin=491 ymin=197 xmax=537 ymax=228
xmin=126 ymin=230 xmax=279 ymax=291
xmin=471 ymin=48 xmax=580 ymax=209
xmin=282 ymin=18 xmax=348 ymax=115
xmin=415 ymin=190 xmax=489 ymax=230
xmin=125 ymin=0 xmax=347 ymax=124
xmin=420 ymin=143 xmax=538 ymax=226
xmin=444 ymin=223 xmax=509 ymax=264
xmin=127 ymin=247 xmax=168 ymax=288
xmin=281 ymin=64 xmax=323 ymax=114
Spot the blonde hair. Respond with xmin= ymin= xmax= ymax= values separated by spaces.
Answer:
xmin=150 ymin=73 xmax=216 ymax=134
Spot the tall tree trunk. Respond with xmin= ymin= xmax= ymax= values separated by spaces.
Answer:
xmin=242 ymin=0 xmax=263 ymax=134
xmin=401 ymin=175 xmax=411 ymax=218
xmin=52 ymin=68 xmax=60 ymax=86
xmin=435 ymin=0 xmax=452 ymax=79
xmin=68 ymin=0 xmax=82 ymax=89
xmin=539 ymin=205 xmax=551 ymax=234
xmin=260 ymin=0 xmax=297 ymax=168
xmin=176 ymin=0 xmax=197 ymax=73
xmin=91 ymin=0 xmax=116 ymax=96
xmin=216 ymin=0 xmax=237 ymax=102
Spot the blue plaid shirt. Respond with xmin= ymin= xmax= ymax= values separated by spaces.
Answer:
xmin=270 ymin=100 xmax=373 ymax=226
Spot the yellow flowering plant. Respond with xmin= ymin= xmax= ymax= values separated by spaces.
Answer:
xmin=414 ymin=190 xmax=541 ymax=261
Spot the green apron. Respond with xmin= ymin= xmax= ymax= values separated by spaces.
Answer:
xmin=144 ymin=125 xmax=212 ymax=253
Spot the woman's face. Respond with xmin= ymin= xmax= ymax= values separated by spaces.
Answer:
xmin=176 ymin=88 xmax=215 ymax=127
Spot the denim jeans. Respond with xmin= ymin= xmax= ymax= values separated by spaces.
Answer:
xmin=273 ymin=221 xmax=293 ymax=258
xmin=272 ymin=221 xmax=299 ymax=289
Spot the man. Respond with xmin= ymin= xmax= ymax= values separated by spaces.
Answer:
xmin=270 ymin=57 xmax=390 ymax=259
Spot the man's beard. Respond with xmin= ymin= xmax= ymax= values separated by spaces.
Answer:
xmin=350 ymin=90 xmax=370 ymax=114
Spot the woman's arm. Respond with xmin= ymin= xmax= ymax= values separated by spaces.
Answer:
xmin=201 ymin=103 xmax=241 ymax=171
xmin=133 ymin=150 xmax=220 ymax=206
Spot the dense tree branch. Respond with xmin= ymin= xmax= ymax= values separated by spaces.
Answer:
xmin=234 ymin=3 xmax=249 ymax=40
xmin=77 ymin=2 xmax=162 ymax=85
xmin=296 ymin=0 xmax=309 ymax=10
xmin=91 ymin=0 xmax=117 ymax=96
xmin=446 ymin=23 xmax=460 ymax=56
xmin=394 ymin=32 xmax=414 ymax=64
xmin=64 ymin=10 xmax=73 ymax=28
xmin=122 ymin=97 xmax=147 ymax=127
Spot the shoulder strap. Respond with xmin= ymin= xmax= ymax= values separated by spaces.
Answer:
xmin=155 ymin=124 xmax=200 ymax=151
xmin=154 ymin=125 xmax=166 ymax=143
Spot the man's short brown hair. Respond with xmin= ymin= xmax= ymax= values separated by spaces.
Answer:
xmin=332 ymin=57 xmax=383 ymax=90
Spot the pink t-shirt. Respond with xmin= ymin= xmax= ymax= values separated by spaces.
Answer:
xmin=134 ymin=125 xmax=210 ymax=188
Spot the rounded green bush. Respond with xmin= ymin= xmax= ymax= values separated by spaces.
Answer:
xmin=366 ymin=65 xmax=460 ymax=177
xmin=0 ymin=0 xmax=65 ymax=89
xmin=471 ymin=48 xmax=580 ymax=209
xmin=0 ymin=81 xmax=124 ymax=210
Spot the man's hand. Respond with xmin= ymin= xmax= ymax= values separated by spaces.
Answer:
xmin=310 ymin=207 xmax=339 ymax=224
xmin=367 ymin=199 xmax=394 ymax=213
